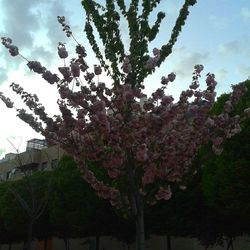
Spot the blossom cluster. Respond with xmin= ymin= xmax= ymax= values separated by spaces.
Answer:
xmin=145 ymin=48 xmax=161 ymax=70
xmin=1 ymin=37 xmax=19 ymax=56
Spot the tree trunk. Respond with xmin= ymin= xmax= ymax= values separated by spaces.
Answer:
xmin=226 ymin=237 xmax=234 ymax=250
xmin=63 ymin=238 xmax=70 ymax=250
xmin=126 ymin=158 xmax=145 ymax=250
xmin=44 ymin=239 xmax=47 ymax=250
xmin=23 ymin=241 xmax=26 ymax=250
xmin=8 ymin=243 xmax=12 ymax=250
xmin=166 ymin=235 xmax=171 ymax=250
xmin=95 ymin=235 xmax=100 ymax=250
xmin=25 ymin=221 xmax=34 ymax=250
xmin=135 ymin=202 xmax=145 ymax=250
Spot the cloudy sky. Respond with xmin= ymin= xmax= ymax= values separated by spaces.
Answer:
xmin=0 ymin=0 xmax=250 ymax=157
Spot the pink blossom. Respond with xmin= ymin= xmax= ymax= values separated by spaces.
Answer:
xmin=206 ymin=73 xmax=217 ymax=88
xmin=0 ymin=92 xmax=14 ymax=108
xmin=168 ymin=72 xmax=176 ymax=82
xmin=189 ymin=82 xmax=199 ymax=90
xmin=84 ymin=171 xmax=95 ymax=184
xmin=161 ymin=95 xmax=173 ymax=105
xmin=152 ymin=88 xmax=164 ymax=100
xmin=110 ymin=188 xmax=119 ymax=200
xmin=1 ymin=38 xmax=19 ymax=56
xmin=1 ymin=37 xmax=12 ymax=48
xmin=203 ymin=90 xmax=216 ymax=102
xmin=212 ymin=145 xmax=223 ymax=155
xmin=161 ymin=76 xmax=169 ymax=85
xmin=57 ymin=16 xmax=65 ymax=24
xmin=167 ymin=172 xmax=182 ymax=182
xmin=194 ymin=64 xmax=204 ymax=73
xmin=57 ymin=43 xmax=68 ymax=59
xmin=98 ymin=82 xmax=105 ymax=90
xmin=179 ymin=185 xmax=187 ymax=190
xmin=76 ymin=44 xmax=87 ymax=57
xmin=107 ymin=169 xmax=120 ymax=178
xmin=84 ymin=72 xmax=95 ymax=82
xmin=123 ymin=90 xmax=134 ymax=101
xmin=224 ymin=100 xmax=232 ymax=113
xmin=124 ymin=57 xmax=130 ymax=64
xmin=143 ymin=100 xmax=154 ymax=111
xmin=136 ymin=151 xmax=148 ymax=162
xmin=155 ymin=186 xmax=172 ymax=201
xmin=212 ymin=137 xmax=223 ymax=146
xmin=70 ymin=61 xmax=80 ymax=77
xmin=194 ymin=91 xmax=202 ymax=101
xmin=142 ymin=174 xmax=154 ymax=185
xmin=152 ymin=48 xmax=160 ymax=62
xmin=57 ymin=16 xmax=72 ymax=37
xmin=205 ymin=118 xmax=215 ymax=127
xmin=188 ymin=105 xmax=198 ymax=113
xmin=153 ymin=48 xmax=160 ymax=57
xmin=122 ymin=63 xmax=132 ymax=74
xmin=145 ymin=57 xmax=156 ymax=70
xmin=42 ymin=71 xmax=59 ymax=84
xmin=105 ymin=88 xmax=112 ymax=96
xmin=27 ymin=61 xmax=46 ymax=74
xmin=110 ymin=199 xmax=119 ymax=207
xmin=122 ymin=57 xmax=132 ymax=74
xmin=8 ymin=45 xmax=19 ymax=56
xmin=58 ymin=67 xmax=72 ymax=80
xmin=142 ymin=167 xmax=155 ymax=184
xmin=244 ymin=107 xmax=250 ymax=117
xmin=94 ymin=65 xmax=102 ymax=75
xmin=230 ymin=125 xmax=242 ymax=136
xmin=230 ymin=83 xmax=247 ymax=104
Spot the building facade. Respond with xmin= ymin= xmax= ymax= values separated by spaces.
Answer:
xmin=0 ymin=138 xmax=64 ymax=181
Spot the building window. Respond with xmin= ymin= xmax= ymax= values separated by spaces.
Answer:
xmin=26 ymin=139 xmax=47 ymax=151
xmin=14 ymin=168 xmax=24 ymax=177
xmin=0 ymin=173 xmax=7 ymax=181
xmin=6 ymin=171 xmax=11 ymax=180
xmin=40 ymin=162 xmax=48 ymax=171
xmin=51 ymin=159 xmax=58 ymax=169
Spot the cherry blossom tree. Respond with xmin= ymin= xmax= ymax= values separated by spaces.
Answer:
xmin=1 ymin=1 xmax=250 ymax=250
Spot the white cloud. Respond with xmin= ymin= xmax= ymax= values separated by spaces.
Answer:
xmin=218 ymin=40 xmax=241 ymax=55
xmin=42 ymin=1 xmax=70 ymax=48
xmin=216 ymin=68 xmax=228 ymax=80
xmin=241 ymin=7 xmax=250 ymax=22
xmin=0 ymin=68 xmax=7 ymax=83
xmin=171 ymin=47 xmax=210 ymax=79
xmin=237 ymin=64 xmax=250 ymax=79
xmin=209 ymin=15 xmax=229 ymax=29
xmin=0 ymin=0 xmax=72 ymax=85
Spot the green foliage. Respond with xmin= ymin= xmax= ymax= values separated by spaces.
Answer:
xmin=81 ymin=0 xmax=197 ymax=86
xmin=210 ymin=80 xmax=250 ymax=116
xmin=0 ymin=181 xmax=25 ymax=243
xmin=0 ymin=171 xmax=52 ymax=243
xmin=49 ymin=156 xmax=100 ymax=237
xmin=199 ymin=80 xmax=250 ymax=237
xmin=231 ymin=80 xmax=250 ymax=115
xmin=0 ymin=157 xmax=134 ymax=243
xmin=49 ymin=155 xmax=135 ymax=242
xmin=210 ymin=93 xmax=229 ymax=115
